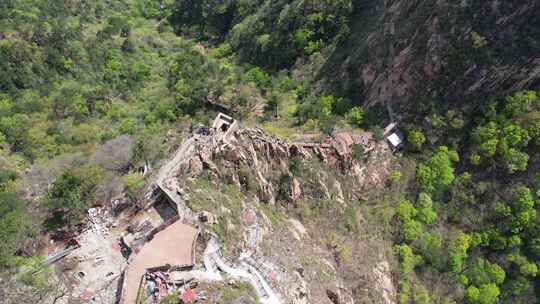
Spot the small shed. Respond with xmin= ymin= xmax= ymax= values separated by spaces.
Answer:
xmin=211 ymin=113 xmax=238 ymax=142
xmin=387 ymin=132 xmax=403 ymax=150
xmin=383 ymin=122 xmax=398 ymax=136
xmin=212 ymin=113 xmax=235 ymax=132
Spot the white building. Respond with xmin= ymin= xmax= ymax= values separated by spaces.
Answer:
xmin=387 ymin=133 xmax=403 ymax=149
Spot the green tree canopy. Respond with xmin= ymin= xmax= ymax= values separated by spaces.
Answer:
xmin=504 ymin=90 xmax=538 ymax=118
xmin=416 ymin=192 xmax=438 ymax=225
xmin=347 ymin=106 xmax=365 ymax=127
xmin=45 ymin=166 xmax=103 ymax=230
xmin=0 ymin=191 xmax=35 ymax=267
xmin=417 ymin=146 xmax=459 ymax=194
xmin=449 ymin=231 xmax=472 ymax=273
xmin=465 ymin=283 xmax=500 ymax=304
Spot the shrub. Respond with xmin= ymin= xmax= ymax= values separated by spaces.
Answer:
xmin=347 ymin=106 xmax=365 ymax=127
xmin=389 ymin=170 xmax=402 ymax=183
xmin=416 ymin=192 xmax=437 ymax=225
xmin=449 ymin=231 xmax=471 ymax=273
xmin=244 ymin=66 xmax=271 ymax=88
xmin=407 ymin=129 xmax=426 ymax=151
xmin=289 ymin=157 xmax=302 ymax=177
xmin=371 ymin=125 xmax=384 ymax=141
xmin=471 ymin=31 xmax=488 ymax=49
xmin=321 ymin=116 xmax=336 ymax=135
xmin=352 ymin=144 xmax=364 ymax=160
xmin=396 ymin=200 xmax=417 ymax=221
xmin=402 ymin=220 xmax=423 ymax=241
xmin=122 ymin=172 xmax=145 ymax=202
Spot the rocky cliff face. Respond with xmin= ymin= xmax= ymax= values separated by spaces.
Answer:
xmin=162 ymin=122 xmax=397 ymax=303
xmin=179 ymin=126 xmax=393 ymax=205
xmin=323 ymin=0 xmax=540 ymax=119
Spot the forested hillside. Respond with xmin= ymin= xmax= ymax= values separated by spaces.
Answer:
xmin=1 ymin=0 xmax=540 ymax=303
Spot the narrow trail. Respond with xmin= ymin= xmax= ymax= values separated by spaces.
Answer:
xmin=174 ymin=236 xmax=281 ymax=304
xmin=204 ymin=237 xmax=282 ymax=304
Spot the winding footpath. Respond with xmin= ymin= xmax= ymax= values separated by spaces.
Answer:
xmin=164 ymin=236 xmax=281 ymax=304
xmin=203 ymin=237 xmax=282 ymax=304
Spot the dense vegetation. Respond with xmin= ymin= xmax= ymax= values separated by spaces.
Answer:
xmin=1 ymin=0 xmax=539 ymax=303
xmin=389 ymin=90 xmax=540 ymax=303
xmin=170 ymin=0 xmax=352 ymax=69
xmin=0 ymin=0 xmax=352 ymax=287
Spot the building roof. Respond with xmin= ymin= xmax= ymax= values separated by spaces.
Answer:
xmin=383 ymin=122 xmax=398 ymax=135
xmin=387 ymin=133 xmax=403 ymax=147
xmin=212 ymin=113 xmax=234 ymax=129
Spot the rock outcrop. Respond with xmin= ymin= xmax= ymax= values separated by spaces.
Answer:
xmin=324 ymin=0 xmax=540 ymax=120
xmin=171 ymin=127 xmax=392 ymax=204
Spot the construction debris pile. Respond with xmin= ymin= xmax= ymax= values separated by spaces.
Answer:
xmin=140 ymin=269 xmax=202 ymax=303
xmin=122 ymin=219 xmax=155 ymax=254
xmin=87 ymin=207 xmax=113 ymax=237
xmin=62 ymin=207 xmax=127 ymax=303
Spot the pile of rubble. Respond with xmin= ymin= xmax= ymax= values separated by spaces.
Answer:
xmin=121 ymin=219 xmax=155 ymax=254
xmin=64 ymin=207 xmax=127 ymax=303
xmin=141 ymin=270 xmax=202 ymax=303
xmin=86 ymin=207 xmax=113 ymax=237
